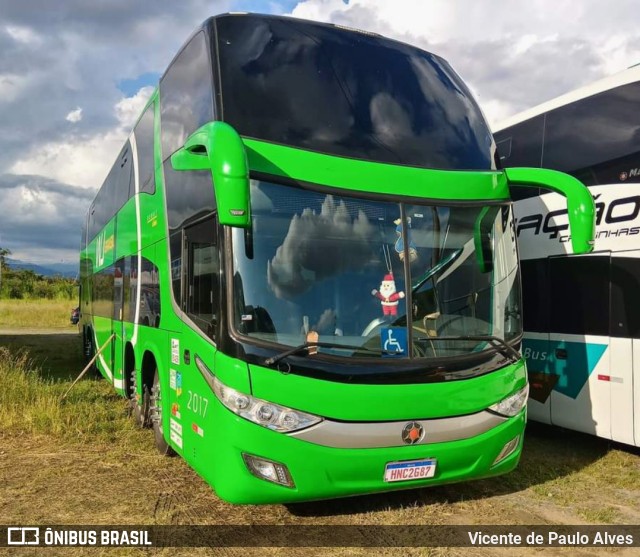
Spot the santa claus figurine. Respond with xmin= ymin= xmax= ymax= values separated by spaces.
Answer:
xmin=371 ymin=273 xmax=405 ymax=316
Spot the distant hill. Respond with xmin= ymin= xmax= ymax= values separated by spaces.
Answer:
xmin=6 ymin=259 xmax=78 ymax=278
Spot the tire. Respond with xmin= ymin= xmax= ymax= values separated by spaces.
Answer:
xmin=150 ymin=367 xmax=176 ymax=457
xmin=84 ymin=330 xmax=100 ymax=378
xmin=129 ymin=369 xmax=151 ymax=428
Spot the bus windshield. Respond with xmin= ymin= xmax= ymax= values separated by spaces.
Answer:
xmin=215 ymin=14 xmax=495 ymax=170
xmin=231 ymin=180 xmax=522 ymax=361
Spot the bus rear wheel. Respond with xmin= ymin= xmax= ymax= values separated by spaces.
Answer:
xmin=150 ymin=368 xmax=176 ymax=457
xmin=129 ymin=369 xmax=151 ymax=428
xmin=83 ymin=330 xmax=100 ymax=378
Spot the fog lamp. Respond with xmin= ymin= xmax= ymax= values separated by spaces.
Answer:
xmin=492 ymin=435 xmax=521 ymax=466
xmin=242 ymin=453 xmax=295 ymax=488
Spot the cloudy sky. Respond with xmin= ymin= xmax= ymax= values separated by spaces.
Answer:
xmin=1 ymin=0 xmax=639 ymax=265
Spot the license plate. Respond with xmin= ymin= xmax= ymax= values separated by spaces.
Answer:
xmin=384 ymin=458 xmax=436 ymax=482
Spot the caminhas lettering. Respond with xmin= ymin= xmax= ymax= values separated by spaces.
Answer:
xmin=516 ymin=193 xmax=640 ymax=241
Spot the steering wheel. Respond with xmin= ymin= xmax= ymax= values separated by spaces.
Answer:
xmin=361 ymin=317 xmax=388 ymax=337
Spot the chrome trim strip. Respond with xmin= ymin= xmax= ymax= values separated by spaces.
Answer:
xmin=288 ymin=411 xmax=507 ymax=448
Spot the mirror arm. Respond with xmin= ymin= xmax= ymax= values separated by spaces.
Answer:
xmin=171 ymin=122 xmax=251 ymax=228
xmin=506 ymin=167 xmax=595 ymax=254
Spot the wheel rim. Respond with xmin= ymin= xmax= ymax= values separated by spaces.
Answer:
xmin=150 ymin=376 xmax=162 ymax=428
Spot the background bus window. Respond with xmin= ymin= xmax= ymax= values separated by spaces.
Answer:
xmin=495 ymin=115 xmax=544 ymax=200
xmin=543 ymin=82 xmax=640 ymax=185
xmin=548 ymin=255 xmax=609 ymax=336
xmin=610 ymin=257 xmax=640 ymax=339
xmin=520 ymin=259 xmax=549 ymax=333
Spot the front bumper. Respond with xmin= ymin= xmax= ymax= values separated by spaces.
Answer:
xmin=204 ymin=403 xmax=526 ymax=505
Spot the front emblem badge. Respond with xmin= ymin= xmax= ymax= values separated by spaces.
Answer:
xmin=402 ymin=421 xmax=424 ymax=445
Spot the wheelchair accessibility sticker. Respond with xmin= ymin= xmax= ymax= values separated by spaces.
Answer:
xmin=381 ymin=327 xmax=407 ymax=356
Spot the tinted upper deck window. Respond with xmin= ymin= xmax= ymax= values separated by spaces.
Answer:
xmin=214 ymin=15 xmax=495 ymax=170
xmin=160 ymin=32 xmax=214 ymax=159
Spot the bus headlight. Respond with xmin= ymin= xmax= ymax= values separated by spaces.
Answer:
xmin=199 ymin=362 xmax=322 ymax=433
xmin=488 ymin=384 xmax=529 ymax=417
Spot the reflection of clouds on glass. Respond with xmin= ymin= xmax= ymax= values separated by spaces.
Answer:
xmin=220 ymin=18 xmax=355 ymax=147
xmin=313 ymin=308 xmax=337 ymax=333
xmin=267 ymin=196 xmax=376 ymax=299
xmin=160 ymin=32 xmax=213 ymax=158
xmin=370 ymin=93 xmax=412 ymax=143
xmin=410 ymin=56 xmax=494 ymax=169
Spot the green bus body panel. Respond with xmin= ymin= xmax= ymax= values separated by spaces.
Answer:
xmin=192 ymin=398 xmax=526 ymax=505
xmin=243 ymin=138 xmax=509 ymax=201
xmin=114 ymin=201 xmax=137 ymax=260
xmin=248 ymin=361 xmax=527 ymax=421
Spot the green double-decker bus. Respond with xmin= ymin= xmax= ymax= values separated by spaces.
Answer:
xmin=79 ymin=13 xmax=595 ymax=504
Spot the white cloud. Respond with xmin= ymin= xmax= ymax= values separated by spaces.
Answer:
xmin=65 ymin=107 xmax=83 ymax=123
xmin=0 ymin=73 xmax=27 ymax=103
xmin=114 ymin=85 xmax=154 ymax=127
xmin=10 ymin=86 xmax=153 ymax=189
xmin=5 ymin=24 xmax=40 ymax=45
xmin=289 ymin=0 xmax=640 ymax=125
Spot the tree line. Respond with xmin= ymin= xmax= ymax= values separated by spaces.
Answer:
xmin=0 ymin=247 xmax=77 ymax=300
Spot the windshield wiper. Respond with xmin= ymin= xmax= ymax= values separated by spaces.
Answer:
xmin=264 ymin=341 xmax=393 ymax=366
xmin=415 ymin=334 xmax=520 ymax=364
xmin=412 ymin=248 xmax=463 ymax=293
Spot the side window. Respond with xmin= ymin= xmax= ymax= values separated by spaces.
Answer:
xmin=544 ymin=83 xmax=640 ymax=184
xmin=88 ymin=141 xmax=134 ymax=242
xmin=92 ymin=266 xmax=114 ymax=319
xmin=170 ymin=232 xmax=183 ymax=307
xmin=80 ymin=256 xmax=93 ymax=315
xmin=184 ymin=215 xmax=219 ymax=339
xmin=160 ymin=32 xmax=213 ymax=159
xmin=88 ymin=203 xmax=97 ymax=241
xmin=81 ymin=212 xmax=88 ymax=252
xmin=163 ymin=161 xmax=215 ymax=232
xmin=123 ymin=257 xmax=132 ymax=323
xmin=134 ymin=103 xmax=156 ymax=195
xmin=115 ymin=142 xmax=132 ymax=211
xmin=131 ymin=256 xmax=162 ymax=328
xmin=113 ymin=259 xmax=124 ymax=321
xmin=89 ymin=166 xmax=116 ymax=241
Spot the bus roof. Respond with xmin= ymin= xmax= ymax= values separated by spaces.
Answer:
xmin=494 ymin=64 xmax=640 ymax=131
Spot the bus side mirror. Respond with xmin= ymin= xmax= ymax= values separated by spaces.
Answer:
xmin=171 ymin=121 xmax=251 ymax=228
xmin=505 ymin=168 xmax=595 ymax=254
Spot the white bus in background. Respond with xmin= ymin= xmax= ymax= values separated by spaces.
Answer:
xmin=494 ymin=65 xmax=640 ymax=447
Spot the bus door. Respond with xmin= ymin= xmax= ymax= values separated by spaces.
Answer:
xmin=112 ymin=258 xmax=125 ymax=395
xmin=546 ymin=254 xmax=612 ymax=439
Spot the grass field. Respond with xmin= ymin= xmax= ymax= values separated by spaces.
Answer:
xmin=1 ymin=301 xmax=639 ymax=556
xmin=0 ymin=298 xmax=77 ymax=329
